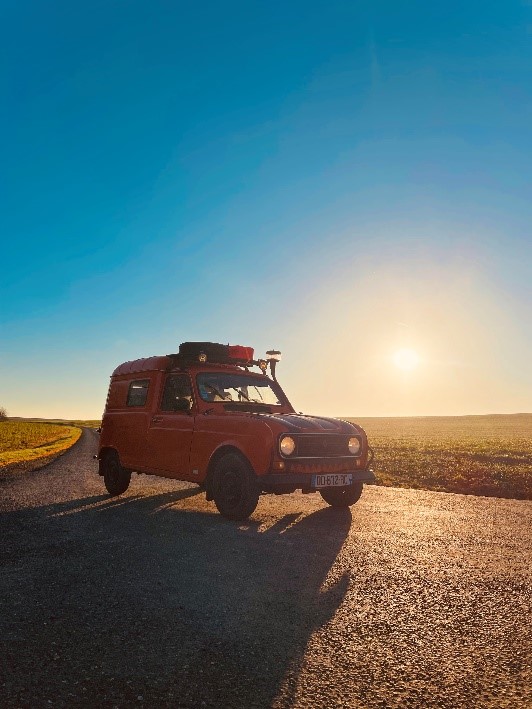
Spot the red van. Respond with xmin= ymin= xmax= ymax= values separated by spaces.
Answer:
xmin=97 ymin=342 xmax=374 ymax=520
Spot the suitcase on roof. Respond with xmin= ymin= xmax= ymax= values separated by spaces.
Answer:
xmin=178 ymin=342 xmax=229 ymax=362
xmin=228 ymin=345 xmax=254 ymax=362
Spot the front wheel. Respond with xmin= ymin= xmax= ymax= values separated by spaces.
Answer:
xmin=102 ymin=451 xmax=131 ymax=496
xmin=320 ymin=481 xmax=363 ymax=508
xmin=212 ymin=453 xmax=260 ymax=520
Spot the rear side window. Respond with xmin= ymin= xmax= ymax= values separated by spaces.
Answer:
xmin=126 ymin=379 xmax=150 ymax=407
xmin=106 ymin=380 xmax=129 ymax=410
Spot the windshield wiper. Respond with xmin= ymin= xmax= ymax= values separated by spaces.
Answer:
xmin=223 ymin=401 xmax=272 ymax=412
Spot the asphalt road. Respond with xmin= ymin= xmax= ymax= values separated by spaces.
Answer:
xmin=1 ymin=429 xmax=531 ymax=708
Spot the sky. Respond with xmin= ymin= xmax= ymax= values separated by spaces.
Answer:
xmin=2 ymin=0 xmax=531 ymax=419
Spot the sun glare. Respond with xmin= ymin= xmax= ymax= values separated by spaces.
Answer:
xmin=393 ymin=348 xmax=420 ymax=371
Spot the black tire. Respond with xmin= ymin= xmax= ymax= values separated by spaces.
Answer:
xmin=319 ymin=481 xmax=363 ymax=508
xmin=102 ymin=451 xmax=131 ymax=496
xmin=212 ymin=453 xmax=260 ymax=520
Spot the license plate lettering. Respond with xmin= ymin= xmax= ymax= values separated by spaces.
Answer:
xmin=313 ymin=473 xmax=353 ymax=488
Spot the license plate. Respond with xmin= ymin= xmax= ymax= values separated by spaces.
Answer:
xmin=313 ymin=473 xmax=353 ymax=488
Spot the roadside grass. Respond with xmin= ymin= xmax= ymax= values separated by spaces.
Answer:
xmin=0 ymin=421 xmax=82 ymax=471
xmin=350 ymin=413 xmax=532 ymax=500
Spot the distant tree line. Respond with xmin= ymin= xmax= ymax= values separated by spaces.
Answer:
xmin=0 ymin=406 xmax=8 ymax=420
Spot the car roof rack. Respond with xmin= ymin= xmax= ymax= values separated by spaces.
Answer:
xmin=166 ymin=342 xmax=282 ymax=379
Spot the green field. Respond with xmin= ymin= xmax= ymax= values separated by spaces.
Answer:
xmin=8 ymin=417 xmax=101 ymax=429
xmin=350 ymin=413 xmax=532 ymax=500
xmin=0 ymin=421 xmax=82 ymax=468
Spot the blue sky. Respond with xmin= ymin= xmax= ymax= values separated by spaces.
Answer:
xmin=2 ymin=1 xmax=531 ymax=418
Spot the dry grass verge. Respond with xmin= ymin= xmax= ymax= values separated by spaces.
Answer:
xmin=0 ymin=421 xmax=82 ymax=478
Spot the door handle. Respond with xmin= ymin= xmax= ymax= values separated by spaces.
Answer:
xmin=151 ymin=416 xmax=163 ymax=423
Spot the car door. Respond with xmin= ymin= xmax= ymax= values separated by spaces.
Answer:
xmin=145 ymin=373 xmax=195 ymax=478
xmin=117 ymin=376 xmax=154 ymax=470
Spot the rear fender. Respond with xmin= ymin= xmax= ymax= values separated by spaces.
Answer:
xmin=97 ymin=447 xmax=119 ymax=476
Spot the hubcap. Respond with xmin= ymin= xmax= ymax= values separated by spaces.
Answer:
xmin=221 ymin=470 xmax=242 ymax=507
xmin=108 ymin=459 xmax=120 ymax=484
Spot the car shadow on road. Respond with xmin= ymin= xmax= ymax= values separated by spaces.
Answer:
xmin=1 ymin=487 xmax=353 ymax=708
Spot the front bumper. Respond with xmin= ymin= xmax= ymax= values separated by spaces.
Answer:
xmin=259 ymin=468 xmax=375 ymax=492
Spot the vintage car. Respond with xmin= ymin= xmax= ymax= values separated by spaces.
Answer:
xmin=97 ymin=342 xmax=374 ymax=519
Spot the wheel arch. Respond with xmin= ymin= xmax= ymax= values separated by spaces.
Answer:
xmin=97 ymin=446 xmax=120 ymax=475
xmin=204 ymin=445 xmax=253 ymax=501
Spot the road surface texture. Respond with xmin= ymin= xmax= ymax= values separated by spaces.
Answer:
xmin=1 ymin=429 xmax=531 ymax=708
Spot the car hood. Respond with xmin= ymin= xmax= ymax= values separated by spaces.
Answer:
xmin=257 ymin=413 xmax=360 ymax=435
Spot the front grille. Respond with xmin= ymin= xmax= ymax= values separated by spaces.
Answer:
xmin=294 ymin=434 xmax=354 ymax=458
xmin=285 ymin=460 xmax=360 ymax=474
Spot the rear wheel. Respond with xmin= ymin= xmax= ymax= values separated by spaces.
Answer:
xmin=320 ymin=481 xmax=363 ymax=508
xmin=102 ymin=451 xmax=131 ymax=496
xmin=212 ymin=453 xmax=260 ymax=520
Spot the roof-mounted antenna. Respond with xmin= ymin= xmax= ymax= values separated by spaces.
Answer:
xmin=266 ymin=350 xmax=282 ymax=381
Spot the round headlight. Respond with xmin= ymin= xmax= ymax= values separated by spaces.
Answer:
xmin=280 ymin=436 xmax=296 ymax=456
xmin=348 ymin=437 xmax=361 ymax=455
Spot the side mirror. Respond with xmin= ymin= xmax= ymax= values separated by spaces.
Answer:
xmin=173 ymin=398 xmax=191 ymax=412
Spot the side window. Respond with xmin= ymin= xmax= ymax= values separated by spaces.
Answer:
xmin=161 ymin=374 xmax=193 ymax=412
xmin=126 ymin=379 xmax=150 ymax=407
xmin=107 ymin=380 xmax=129 ymax=409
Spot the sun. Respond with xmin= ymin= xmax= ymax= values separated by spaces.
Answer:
xmin=393 ymin=348 xmax=420 ymax=371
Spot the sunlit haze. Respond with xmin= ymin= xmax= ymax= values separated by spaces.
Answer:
xmin=2 ymin=1 xmax=531 ymax=419
xmin=393 ymin=349 xmax=421 ymax=372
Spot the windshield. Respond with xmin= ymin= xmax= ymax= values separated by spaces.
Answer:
xmin=196 ymin=372 xmax=283 ymax=406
